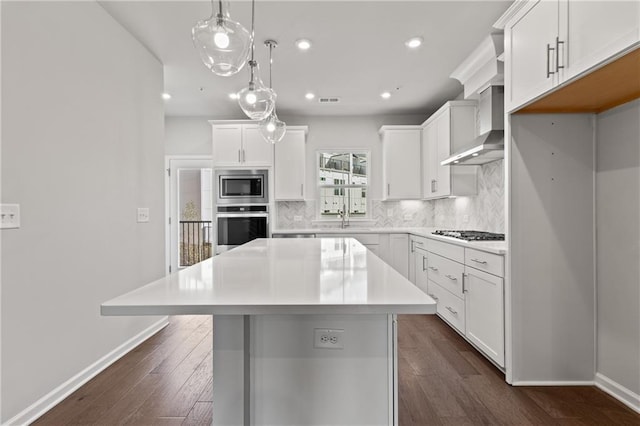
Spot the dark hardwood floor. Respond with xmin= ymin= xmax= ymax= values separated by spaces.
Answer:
xmin=33 ymin=315 xmax=639 ymax=425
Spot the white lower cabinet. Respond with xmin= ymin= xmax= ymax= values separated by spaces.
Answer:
xmin=413 ymin=247 xmax=428 ymax=294
xmin=423 ymin=237 xmax=505 ymax=368
xmin=428 ymin=280 xmax=466 ymax=334
xmin=464 ymin=267 xmax=505 ymax=367
xmin=387 ymin=234 xmax=409 ymax=278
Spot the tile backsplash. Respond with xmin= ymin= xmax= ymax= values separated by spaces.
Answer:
xmin=431 ymin=160 xmax=505 ymax=233
xmin=275 ymin=199 xmax=433 ymax=229
xmin=275 ymin=159 xmax=504 ymax=232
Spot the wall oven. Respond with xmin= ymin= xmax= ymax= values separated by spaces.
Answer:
xmin=215 ymin=205 xmax=269 ymax=254
xmin=215 ymin=169 xmax=268 ymax=205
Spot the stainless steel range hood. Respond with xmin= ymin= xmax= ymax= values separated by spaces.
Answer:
xmin=442 ymin=86 xmax=504 ymax=166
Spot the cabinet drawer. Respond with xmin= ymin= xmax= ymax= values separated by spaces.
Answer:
xmin=427 ymin=280 xmax=465 ymax=334
xmin=426 ymin=252 xmax=464 ymax=297
xmin=426 ymin=239 xmax=464 ymax=263
xmin=410 ymin=235 xmax=428 ymax=252
xmin=465 ymin=248 xmax=504 ymax=277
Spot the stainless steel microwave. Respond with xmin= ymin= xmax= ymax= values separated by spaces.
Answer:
xmin=215 ymin=169 xmax=268 ymax=205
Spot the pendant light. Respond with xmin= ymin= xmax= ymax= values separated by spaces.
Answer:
xmin=237 ymin=0 xmax=276 ymax=120
xmin=192 ymin=0 xmax=252 ymax=77
xmin=259 ymin=40 xmax=287 ymax=144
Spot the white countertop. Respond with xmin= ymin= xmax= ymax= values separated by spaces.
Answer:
xmin=272 ymin=227 xmax=507 ymax=255
xmin=102 ymin=238 xmax=436 ymax=316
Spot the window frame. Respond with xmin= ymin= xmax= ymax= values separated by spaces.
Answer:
xmin=316 ymin=149 xmax=370 ymax=219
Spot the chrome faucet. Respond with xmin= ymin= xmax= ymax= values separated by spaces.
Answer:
xmin=338 ymin=203 xmax=348 ymax=229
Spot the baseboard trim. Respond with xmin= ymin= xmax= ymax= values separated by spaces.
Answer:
xmin=595 ymin=373 xmax=640 ymax=414
xmin=4 ymin=317 xmax=169 ymax=426
xmin=512 ymin=380 xmax=595 ymax=386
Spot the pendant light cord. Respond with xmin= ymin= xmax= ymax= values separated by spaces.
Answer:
xmin=248 ymin=0 xmax=256 ymax=82
xmin=268 ymin=42 xmax=273 ymax=89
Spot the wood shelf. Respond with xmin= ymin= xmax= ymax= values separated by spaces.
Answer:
xmin=517 ymin=47 xmax=640 ymax=114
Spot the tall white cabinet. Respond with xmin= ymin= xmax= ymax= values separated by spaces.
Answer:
xmin=274 ymin=126 xmax=308 ymax=201
xmin=379 ymin=126 xmax=422 ymax=200
xmin=421 ymin=101 xmax=478 ymax=199
xmin=496 ymin=0 xmax=640 ymax=397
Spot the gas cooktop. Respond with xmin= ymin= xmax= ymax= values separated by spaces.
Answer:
xmin=432 ymin=230 xmax=505 ymax=241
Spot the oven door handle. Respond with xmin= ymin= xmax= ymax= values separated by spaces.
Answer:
xmin=216 ymin=213 xmax=269 ymax=218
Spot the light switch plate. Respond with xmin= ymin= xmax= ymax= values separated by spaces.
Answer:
xmin=137 ymin=207 xmax=150 ymax=223
xmin=0 ymin=204 xmax=20 ymax=229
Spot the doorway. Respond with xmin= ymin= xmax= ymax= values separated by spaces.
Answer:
xmin=165 ymin=156 xmax=213 ymax=274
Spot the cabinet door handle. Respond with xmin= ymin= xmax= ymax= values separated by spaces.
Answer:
xmin=300 ymin=183 xmax=304 ymax=196
xmin=387 ymin=183 xmax=390 ymax=196
xmin=446 ymin=306 xmax=458 ymax=315
xmin=428 ymin=266 xmax=438 ymax=272
xmin=462 ymin=273 xmax=468 ymax=293
xmin=555 ymin=37 xmax=565 ymax=72
xmin=445 ymin=274 xmax=458 ymax=281
xmin=428 ymin=293 xmax=439 ymax=302
xmin=242 ymin=149 xmax=246 ymax=162
xmin=470 ymin=258 xmax=487 ymax=265
xmin=431 ymin=179 xmax=436 ymax=193
xmin=546 ymin=43 xmax=556 ymax=78
xmin=422 ymin=256 xmax=427 ymax=271
xmin=238 ymin=150 xmax=241 ymax=163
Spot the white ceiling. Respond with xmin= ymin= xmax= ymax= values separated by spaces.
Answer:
xmin=99 ymin=1 xmax=512 ymax=118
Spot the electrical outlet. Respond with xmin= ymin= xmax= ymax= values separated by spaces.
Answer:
xmin=403 ymin=213 xmax=412 ymax=221
xmin=293 ymin=215 xmax=303 ymax=222
xmin=462 ymin=214 xmax=469 ymax=224
xmin=314 ymin=328 xmax=344 ymax=349
xmin=0 ymin=204 xmax=20 ymax=229
xmin=137 ymin=207 xmax=150 ymax=223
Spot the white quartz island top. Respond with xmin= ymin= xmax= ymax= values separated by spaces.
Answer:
xmin=272 ymin=227 xmax=507 ymax=255
xmin=102 ymin=237 xmax=436 ymax=316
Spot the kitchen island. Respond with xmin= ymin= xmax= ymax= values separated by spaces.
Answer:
xmin=102 ymin=237 xmax=435 ymax=426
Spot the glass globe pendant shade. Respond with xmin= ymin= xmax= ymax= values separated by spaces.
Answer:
xmin=259 ymin=110 xmax=287 ymax=144
xmin=237 ymin=61 xmax=276 ymax=120
xmin=191 ymin=4 xmax=252 ymax=77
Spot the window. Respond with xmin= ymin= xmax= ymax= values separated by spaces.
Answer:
xmin=318 ymin=152 xmax=368 ymax=217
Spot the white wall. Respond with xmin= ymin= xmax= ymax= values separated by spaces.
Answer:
xmin=1 ymin=2 xmax=165 ymax=422
xmin=165 ymin=116 xmax=212 ymax=155
xmin=596 ymin=100 xmax=640 ymax=398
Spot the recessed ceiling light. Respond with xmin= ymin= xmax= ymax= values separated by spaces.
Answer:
xmin=229 ymin=93 xmax=239 ymax=100
xmin=453 ymin=160 xmax=460 ymax=164
xmin=305 ymin=92 xmax=315 ymax=100
xmin=472 ymin=153 xmax=479 ymax=157
xmin=405 ymin=36 xmax=423 ymax=49
xmin=381 ymin=91 xmax=391 ymax=99
xmin=161 ymin=93 xmax=171 ymax=100
xmin=295 ymin=39 xmax=312 ymax=50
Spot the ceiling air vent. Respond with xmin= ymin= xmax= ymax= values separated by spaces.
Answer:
xmin=318 ymin=97 xmax=341 ymax=104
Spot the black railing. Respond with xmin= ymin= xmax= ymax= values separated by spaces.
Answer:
xmin=180 ymin=220 xmax=212 ymax=267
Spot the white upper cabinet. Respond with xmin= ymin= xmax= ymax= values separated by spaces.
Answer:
xmin=421 ymin=101 xmax=478 ymax=200
xmin=499 ymin=0 xmax=640 ymax=112
xmin=274 ymin=126 xmax=308 ymax=201
xmin=380 ymin=126 xmax=422 ymax=200
xmin=503 ymin=0 xmax=559 ymax=111
xmin=562 ymin=0 xmax=640 ymax=82
xmin=210 ymin=121 xmax=274 ymax=168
